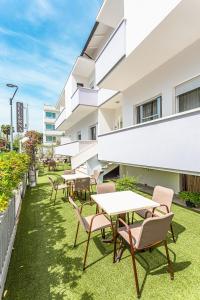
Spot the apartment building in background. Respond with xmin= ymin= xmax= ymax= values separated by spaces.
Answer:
xmin=52 ymin=0 xmax=200 ymax=192
xmin=43 ymin=105 xmax=64 ymax=151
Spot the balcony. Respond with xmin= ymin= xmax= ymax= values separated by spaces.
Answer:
xmin=54 ymin=140 xmax=97 ymax=157
xmin=44 ymin=130 xmax=63 ymax=136
xmin=97 ymin=1 xmax=200 ymax=91
xmin=95 ymin=19 xmax=126 ymax=85
xmin=55 ymin=88 xmax=98 ymax=131
xmin=71 ymin=87 xmax=98 ymax=111
xmin=55 ymin=108 xmax=68 ymax=130
xmin=98 ymin=108 xmax=200 ymax=175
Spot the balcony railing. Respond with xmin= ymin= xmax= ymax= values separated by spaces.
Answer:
xmin=55 ymin=108 xmax=66 ymax=129
xmin=55 ymin=140 xmax=97 ymax=157
xmin=95 ymin=19 xmax=126 ymax=85
xmin=71 ymin=87 xmax=98 ymax=111
xmin=98 ymin=108 xmax=200 ymax=175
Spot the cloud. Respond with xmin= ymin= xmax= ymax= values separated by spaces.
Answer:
xmin=0 ymin=0 xmax=102 ymax=132
xmin=25 ymin=0 xmax=55 ymax=23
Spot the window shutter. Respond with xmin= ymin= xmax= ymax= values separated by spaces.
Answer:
xmin=175 ymin=75 xmax=200 ymax=96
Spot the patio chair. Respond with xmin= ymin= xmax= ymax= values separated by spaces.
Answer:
xmin=96 ymin=182 xmax=116 ymax=194
xmin=48 ymin=160 xmax=56 ymax=171
xmin=136 ymin=186 xmax=176 ymax=242
xmin=64 ymin=169 xmax=75 ymax=175
xmin=114 ymin=212 xmax=174 ymax=298
xmin=48 ymin=176 xmax=68 ymax=205
xmin=68 ymin=196 xmax=113 ymax=270
xmin=73 ymin=177 xmax=90 ymax=200
xmin=90 ymin=170 xmax=101 ymax=192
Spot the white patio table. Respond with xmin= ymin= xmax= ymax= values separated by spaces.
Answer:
xmin=91 ymin=190 xmax=160 ymax=252
xmin=91 ymin=190 xmax=159 ymax=216
xmin=61 ymin=173 xmax=90 ymax=181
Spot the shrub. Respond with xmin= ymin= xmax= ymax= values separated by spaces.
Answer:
xmin=115 ymin=176 xmax=137 ymax=192
xmin=179 ymin=191 xmax=200 ymax=207
xmin=0 ymin=152 xmax=29 ymax=212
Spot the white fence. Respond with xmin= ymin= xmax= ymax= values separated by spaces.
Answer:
xmin=0 ymin=175 xmax=27 ymax=299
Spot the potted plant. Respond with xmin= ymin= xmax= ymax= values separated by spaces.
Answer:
xmin=179 ymin=191 xmax=200 ymax=208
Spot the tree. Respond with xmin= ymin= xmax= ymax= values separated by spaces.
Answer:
xmin=23 ymin=131 xmax=43 ymax=187
xmin=1 ymin=124 xmax=11 ymax=142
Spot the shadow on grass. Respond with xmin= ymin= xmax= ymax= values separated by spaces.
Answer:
xmin=4 ymin=180 xmax=83 ymax=300
xmin=119 ymin=244 xmax=191 ymax=298
xmin=81 ymin=291 xmax=94 ymax=300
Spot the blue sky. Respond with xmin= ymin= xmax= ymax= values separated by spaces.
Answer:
xmin=0 ymin=0 xmax=102 ymax=132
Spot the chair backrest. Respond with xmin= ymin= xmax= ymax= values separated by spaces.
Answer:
xmin=48 ymin=176 xmax=56 ymax=189
xmin=68 ymin=196 xmax=86 ymax=230
xmin=64 ymin=169 xmax=75 ymax=175
xmin=74 ymin=178 xmax=90 ymax=191
xmin=136 ymin=212 xmax=174 ymax=250
xmin=96 ymin=182 xmax=116 ymax=194
xmin=48 ymin=160 xmax=56 ymax=167
xmin=152 ymin=186 xmax=174 ymax=213
xmin=93 ymin=170 xmax=101 ymax=181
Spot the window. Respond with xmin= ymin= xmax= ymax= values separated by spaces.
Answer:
xmin=77 ymin=131 xmax=81 ymax=140
xmin=45 ymin=112 xmax=56 ymax=119
xmin=178 ymin=88 xmax=200 ymax=112
xmin=137 ymin=96 xmax=162 ymax=124
xmin=90 ymin=126 xmax=96 ymax=140
xmin=46 ymin=136 xmax=56 ymax=143
xmin=45 ymin=124 xmax=55 ymax=131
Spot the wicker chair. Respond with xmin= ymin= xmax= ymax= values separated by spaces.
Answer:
xmin=73 ymin=177 xmax=91 ymax=200
xmin=114 ymin=212 xmax=174 ymax=298
xmin=48 ymin=176 xmax=68 ymax=205
xmin=96 ymin=182 xmax=116 ymax=194
xmin=69 ymin=196 xmax=113 ymax=270
xmin=90 ymin=170 xmax=101 ymax=192
xmin=136 ymin=186 xmax=175 ymax=242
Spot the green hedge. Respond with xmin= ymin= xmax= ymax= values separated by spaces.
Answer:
xmin=0 ymin=152 xmax=29 ymax=212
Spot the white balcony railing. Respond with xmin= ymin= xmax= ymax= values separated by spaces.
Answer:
xmin=55 ymin=108 xmax=66 ymax=129
xmin=55 ymin=140 xmax=97 ymax=157
xmin=96 ymin=19 xmax=126 ymax=85
xmin=71 ymin=87 xmax=98 ymax=111
xmin=98 ymin=109 xmax=200 ymax=175
xmin=71 ymin=141 xmax=98 ymax=169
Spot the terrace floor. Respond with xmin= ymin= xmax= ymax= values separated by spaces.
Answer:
xmin=3 ymin=168 xmax=200 ymax=300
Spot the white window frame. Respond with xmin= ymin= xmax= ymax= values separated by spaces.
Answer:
xmin=136 ymin=95 xmax=162 ymax=124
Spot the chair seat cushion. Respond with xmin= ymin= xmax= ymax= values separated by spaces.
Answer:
xmin=118 ymin=222 xmax=143 ymax=247
xmin=84 ymin=214 xmax=111 ymax=232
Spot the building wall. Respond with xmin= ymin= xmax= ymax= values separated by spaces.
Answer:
xmin=124 ymin=0 xmax=182 ymax=56
xmin=122 ymin=39 xmax=200 ymax=127
xmin=120 ymin=165 xmax=180 ymax=193
xmin=65 ymin=111 xmax=98 ymax=141
xmin=43 ymin=106 xmax=62 ymax=144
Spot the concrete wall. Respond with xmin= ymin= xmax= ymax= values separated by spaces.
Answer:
xmin=120 ymin=165 xmax=180 ymax=193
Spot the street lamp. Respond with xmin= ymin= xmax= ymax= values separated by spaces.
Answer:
xmin=6 ymin=83 xmax=18 ymax=151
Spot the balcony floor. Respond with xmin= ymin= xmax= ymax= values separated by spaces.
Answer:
xmin=3 ymin=168 xmax=200 ymax=300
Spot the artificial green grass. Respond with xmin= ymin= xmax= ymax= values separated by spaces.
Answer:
xmin=3 ymin=168 xmax=200 ymax=300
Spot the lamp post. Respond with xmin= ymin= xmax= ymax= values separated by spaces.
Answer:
xmin=6 ymin=84 xmax=18 ymax=151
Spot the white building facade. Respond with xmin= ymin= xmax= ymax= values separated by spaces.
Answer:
xmin=53 ymin=0 xmax=200 ymax=193
xmin=43 ymin=105 xmax=64 ymax=150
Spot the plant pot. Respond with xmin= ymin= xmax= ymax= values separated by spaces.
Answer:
xmin=185 ymin=200 xmax=196 ymax=208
